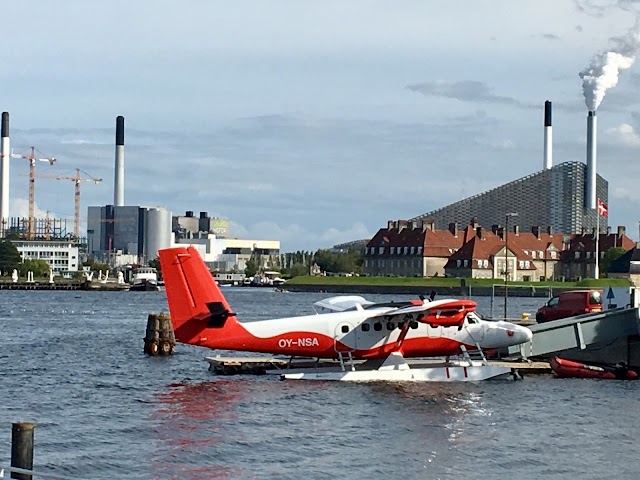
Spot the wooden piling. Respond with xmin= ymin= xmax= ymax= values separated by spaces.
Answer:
xmin=11 ymin=422 xmax=34 ymax=480
xmin=144 ymin=313 xmax=175 ymax=356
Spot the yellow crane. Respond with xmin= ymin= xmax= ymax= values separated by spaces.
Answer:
xmin=11 ymin=146 xmax=56 ymax=240
xmin=21 ymin=168 xmax=102 ymax=240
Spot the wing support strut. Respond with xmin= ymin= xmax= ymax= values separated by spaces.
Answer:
xmin=392 ymin=318 xmax=413 ymax=353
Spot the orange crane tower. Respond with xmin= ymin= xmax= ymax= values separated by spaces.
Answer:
xmin=11 ymin=146 xmax=56 ymax=239
xmin=24 ymin=168 xmax=102 ymax=239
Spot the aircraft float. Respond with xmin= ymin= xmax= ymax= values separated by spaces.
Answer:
xmin=158 ymin=246 xmax=533 ymax=382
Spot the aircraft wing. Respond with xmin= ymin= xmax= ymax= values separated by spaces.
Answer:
xmin=367 ymin=298 xmax=477 ymax=328
xmin=314 ymin=295 xmax=375 ymax=312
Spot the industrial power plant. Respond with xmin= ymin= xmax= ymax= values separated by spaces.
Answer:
xmin=411 ymin=100 xmax=608 ymax=235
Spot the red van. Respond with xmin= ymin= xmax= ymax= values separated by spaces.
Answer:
xmin=535 ymin=289 xmax=603 ymax=323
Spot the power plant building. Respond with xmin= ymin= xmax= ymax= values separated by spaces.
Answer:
xmin=411 ymin=162 xmax=607 ymax=235
xmin=173 ymin=211 xmax=229 ymax=239
xmin=86 ymin=205 xmax=172 ymax=264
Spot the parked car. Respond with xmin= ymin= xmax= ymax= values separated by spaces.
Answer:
xmin=535 ymin=289 xmax=603 ymax=323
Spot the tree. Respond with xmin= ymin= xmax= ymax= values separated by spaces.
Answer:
xmin=0 ymin=240 xmax=21 ymax=274
xmin=83 ymin=258 xmax=110 ymax=271
xmin=601 ymin=247 xmax=628 ymax=274
xmin=245 ymin=257 xmax=259 ymax=277
xmin=288 ymin=264 xmax=309 ymax=278
xmin=313 ymin=248 xmax=363 ymax=275
xmin=149 ymin=257 xmax=161 ymax=278
xmin=19 ymin=259 xmax=50 ymax=278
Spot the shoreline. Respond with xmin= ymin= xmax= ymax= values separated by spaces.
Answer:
xmin=281 ymin=283 xmax=579 ymax=297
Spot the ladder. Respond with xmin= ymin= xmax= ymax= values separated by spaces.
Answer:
xmin=337 ymin=351 xmax=356 ymax=371
xmin=459 ymin=344 xmax=488 ymax=366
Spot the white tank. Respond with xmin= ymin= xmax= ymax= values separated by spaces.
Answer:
xmin=144 ymin=207 xmax=172 ymax=262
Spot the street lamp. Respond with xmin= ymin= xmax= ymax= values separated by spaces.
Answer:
xmin=504 ymin=212 xmax=519 ymax=320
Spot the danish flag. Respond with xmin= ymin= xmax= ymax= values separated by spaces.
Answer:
xmin=597 ymin=198 xmax=608 ymax=217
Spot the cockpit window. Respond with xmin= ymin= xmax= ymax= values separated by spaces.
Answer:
xmin=466 ymin=313 xmax=479 ymax=324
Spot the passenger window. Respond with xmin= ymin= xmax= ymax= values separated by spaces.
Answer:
xmin=341 ymin=325 xmax=349 ymax=333
xmin=387 ymin=322 xmax=395 ymax=330
xmin=373 ymin=322 xmax=382 ymax=331
xmin=361 ymin=323 xmax=370 ymax=332
xmin=410 ymin=321 xmax=419 ymax=329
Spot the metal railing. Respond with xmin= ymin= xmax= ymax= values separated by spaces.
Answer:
xmin=0 ymin=466 xmax=70 ymax=479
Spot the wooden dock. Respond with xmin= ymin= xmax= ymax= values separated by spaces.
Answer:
xmin=0 ymin=280 xmax=131 ymax=291
xmin=0 ymin=281 xmax=84 ymax=290
xmin=204 ymin=356 xmax=551 ymax=376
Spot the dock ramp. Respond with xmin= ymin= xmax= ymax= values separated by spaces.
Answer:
xmin=504 ymin=307 xmax=640 ymax=359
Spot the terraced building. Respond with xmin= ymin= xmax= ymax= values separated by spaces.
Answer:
xmin=411 ymin=161 xmax=608 ymax=235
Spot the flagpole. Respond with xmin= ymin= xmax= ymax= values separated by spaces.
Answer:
xmin=595 ymin=201 xmax=600 ymax=280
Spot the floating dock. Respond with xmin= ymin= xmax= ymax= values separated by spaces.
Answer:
xmin=205 ymin=356 xmax=331 ymax=375
xmin=0 ymin=281 xmax=84 ymax=290
xmin=0 ymin=280 xmax=130 ymax=291
xmin=204 ymin=355 xmax=551 ymax=376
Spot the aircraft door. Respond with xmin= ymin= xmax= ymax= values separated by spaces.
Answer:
xmin=334 ymin=322 xmax=356 ymax=353
xmin=427 ymin=325 xmax=442 ymax=338
xmin=465 ymin=315 xmax=485 ymax=343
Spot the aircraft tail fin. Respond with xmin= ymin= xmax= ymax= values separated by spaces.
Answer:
xmin=158 ymin=246 xmax=237 ymax=344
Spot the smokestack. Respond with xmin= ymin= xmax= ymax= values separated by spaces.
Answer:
xmin=543 ymin=101 xmax=552 ymax=170
xmin=114 ymin=115 xmax=125 ymax=206
xmin=0 ymin=112 xmax=9 ymax=234
xmin=586 ymin=111 xmax=597 ymax=210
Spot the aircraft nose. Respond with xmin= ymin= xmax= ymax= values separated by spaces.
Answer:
xmin=516 ymin=325 xmax=533 ymax=343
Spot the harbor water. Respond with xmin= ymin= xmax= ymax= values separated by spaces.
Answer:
xmin=1 ymin=289 xmax=639 ymax=480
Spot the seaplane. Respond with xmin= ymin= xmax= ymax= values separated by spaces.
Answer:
xmin=158 ymin=246 xmax=533 ymax=382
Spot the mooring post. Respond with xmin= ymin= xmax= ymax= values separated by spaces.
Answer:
xmin=11 ymin=422 xmax=34 ymax=480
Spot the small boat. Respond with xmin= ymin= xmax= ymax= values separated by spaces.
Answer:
xmin=129 ymin=267 xmax=161 ymax=292
xmin=550 ymin=357 xmax=638 ymax=380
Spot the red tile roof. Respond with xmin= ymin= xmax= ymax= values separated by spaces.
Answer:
xmin=444 ymin=226 xmax=533 ymax=269
xmin=366 ymin=221 xmax=464 ymax=258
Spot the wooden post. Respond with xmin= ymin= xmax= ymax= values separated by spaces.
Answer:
xmin=158 ymin=313 xmax=175 ymax=355
xmin=11 ymin=422 xmax=34 ymax=480
xmin=144 ymin=313 xmax=175 ymax=355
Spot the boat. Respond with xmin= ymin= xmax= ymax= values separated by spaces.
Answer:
xmin=550 ymin=357 xmax=638 ymax=380
xmin=129 ymin=267 xmax=161 ymax=292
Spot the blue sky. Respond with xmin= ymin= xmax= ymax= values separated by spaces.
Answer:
xmin=3 ymin=1 xmax=640 ymax=251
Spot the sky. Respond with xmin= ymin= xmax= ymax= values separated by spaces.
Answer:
xmin=3 ymin=0 xmax=640 ymax=251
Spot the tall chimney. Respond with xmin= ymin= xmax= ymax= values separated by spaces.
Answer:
xmin=0 ymin=112 xmax=9 ymax=233
xmin=114 ymin=115 xmax=125 ymax=206
xmin=543 ymin=100 xmax=552 ymax=170
xmin=586 ymin=111 xmax=597 ymax=210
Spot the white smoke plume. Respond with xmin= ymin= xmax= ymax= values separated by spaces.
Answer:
xmin=579 ymin=19 xmax=640 ymax=111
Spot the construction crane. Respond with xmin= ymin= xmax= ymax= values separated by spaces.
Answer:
xmin=21 ymin=168 xmax=102 ymax=240
xmin=11 ymin=146 xmax=56 ymax=240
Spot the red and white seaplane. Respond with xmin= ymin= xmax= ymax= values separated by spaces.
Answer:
xmin=159 ymin=246 xmax=533 ymax=382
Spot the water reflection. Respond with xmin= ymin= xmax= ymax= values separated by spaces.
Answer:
xmin=151 ymin=379 xmax=254 ymax=479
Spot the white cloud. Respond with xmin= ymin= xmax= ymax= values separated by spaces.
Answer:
xmin=230 ymin=220 xmax=371 ymax=252
xmin=10 ymin=198 xmax=49 ymax=219
xmin=607 ymin=123 xmax=640 ymax=147
xmin=2 ymin=2 xmax=640 ymax=247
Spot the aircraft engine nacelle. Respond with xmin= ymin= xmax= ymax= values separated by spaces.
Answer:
xmin=417 ymin=300 xmax=477 ymax=328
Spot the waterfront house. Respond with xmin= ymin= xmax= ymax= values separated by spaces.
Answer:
xmin=363 ymin=220 xmax=464 ymax=277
